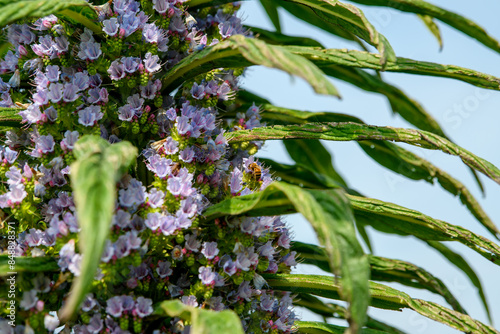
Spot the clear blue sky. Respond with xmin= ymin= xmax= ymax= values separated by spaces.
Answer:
xmin=239 ymin=1 xmax=500 ymax=332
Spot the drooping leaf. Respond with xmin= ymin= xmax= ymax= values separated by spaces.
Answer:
xmin=283 ymin=140 xmax=348 ymax=187
xmin=348 ymin=195 xmax=500 ymax=266
xmin=296 ymin=321 xmax=389 ymax=334
xmin=259 ymin=0 xmax=281 ymax=33
xmin=0 ymin=255 xmax=58 ymax=276
xmin=264 ymin=274 xmax=498 ymax=334
xmin=417 ymin=15 xmax=443 ymax=50
xmin=0 ymin=0 xmax=92 ymax=27
xmin=162 ymin=35 xmax=340 ymax=97
xmin=60 ymin=136 xmax=137 ymax=321
xmin=295 ymin=294 xmax=406 ymax=334
xmin=0 ymin=107 xmax=23 ymax=127
xmin=203 ymin=182 xmax=370 ymax=333
xmin=284 ymin=46 xmax=500 ymax=91
xmin=271 ymin=0 xmax=396 ymax=64
xmin=244 ymin=104 xmax=497 ymax=238
xmin=426 ymin=240 xmax=491 ymax=323
xmin=58 ymin=6 xmax=101 ymax=34
xmin=154 ymin=300 xmax=244 ymax=334
xmin=225 ymin=123 xmax=500 ymax=185
xmin=292 ymin=241 xmax=467 ymax=314
xmin=348 ymin=0 xmax=500 ymax=55
xmin=248 ymin=26 xmax=324 ymax=48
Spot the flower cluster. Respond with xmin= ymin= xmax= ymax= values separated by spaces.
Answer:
xmin=0 ymin=1 xmax=297 ymax=333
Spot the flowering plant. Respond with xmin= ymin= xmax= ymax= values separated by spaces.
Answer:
xmin=0 ymin=0 xmax=499 ymax=333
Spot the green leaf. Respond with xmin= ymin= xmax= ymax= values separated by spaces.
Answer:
xmin=246 ymin=104 xmax=497 ymax=238
xmin=0 ymin=255 xmax=58 ymax=276
xmin=225 ymin=123 xmax=500 ymax=186
xmin=296 ymin=321 xmax=389 ymax=334
xmin=58 ymin=7 xmax=101 ymax=35
xmin=265 ymin=274 xmax=498 ymax=334
xmin=348 ymin=0 xmax=500 ymax=55
xmin=203 ymin=182 xmax=370 ymax=333
xmin=295 ymin=294 xmax=406 ymax=334
xmin=417 ymin=14 xmax=443 ymax=50
xmin=162 ymin=35 xmax=340 ymax=97
xmin=248 ymin=26 xmax=324 ymax=48
xmin=0 ymin=107 xmax=23 ymax=127
xmin=60 ymin=136 xmax=137 ymax=321
xmin=284 ymin=46 xmax=500 ymax=91
xmin=0 ymin=0 xmax=91 ymax=27
xmin=426 ymin=241 xmax=491 ymax=323
xmin=283 ymin=140 xmax=347 ymax=187
xmin=277 ymin=0 xmax=396 ymax=65
xmin=259 ymin=0 xmax=281 ymax=33
xmin=154 ymin=300 xmax=244 ymax=334
xmin=292 ymin=241 xmax=467 ymax=314
xmin=348 ymin=195 xmax=500 ymax=266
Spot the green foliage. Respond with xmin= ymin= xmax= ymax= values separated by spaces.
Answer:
xmin=154 ymin=300 xmax=244 ymax=334
xmin=60 ymin=136 xmax=137 ymax=321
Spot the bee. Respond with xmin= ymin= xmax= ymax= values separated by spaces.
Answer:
xmin=171 ymin=162 xmax=181 ymax=176
xmin=248 ymin=162 xmax=262 ymax=181
xmin=151 ymin=138 xmax=166 ymax=152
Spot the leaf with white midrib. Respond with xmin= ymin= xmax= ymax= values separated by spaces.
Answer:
xmin=265 ymin=274 xmax=499 ymax=334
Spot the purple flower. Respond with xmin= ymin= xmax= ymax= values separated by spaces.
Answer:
xmin=86 ymin=314 xmax=103 ymax=333
xmin=201 ymin=242 xmax=219 ymax=260
xmin=117 ymin=104 xmax=135 ymax=122
xmin=145 ymin=212 xmax=162 ymax=231
xmin=114 ymin=234 xmax=132 ymax=258
xmin=198 ymin=266 xmax=216 ymax=286
xmin=108 ymin=60 xmax=125 ymax=80
xmin=78 ymin=105 xmax=103 ymax=126
xmin=103 ymin=17 xmax=119 ymax=36
xmin=140 ymin=79 xmax=160 ymax=99
xmin=35 ymin=135 xmax=55 ymax=154
xmin=163 ymin=137 xmax=179 ymax=155
xmin=60 ymin=130 xmax=79 ymax=151
xmin=47 ymin=83 xmax=64 ymax=103
xmin=3 ymin=147 xmax=18 ymax=164
xmin=106 ymin=296 xmax=123 ymax=318
xmin=81 ymin=294 xmax=97 ymax=312
xmin=122 ymin=56 xmax=140 ymax=73
xmin=191 ymin=82 xmax=206 ymax=100
xmin=101 ymin=240 xmax=114 ymax=263
xmin=184 ymin=233 xmax=200 ymax=252
xmin=143 ymin=52 xmax=161 ymax=72
xmin=176 ymin=115 xmax=191 ymax=136
xmin=147 ymin=155 xmax=172 ymax=178
xmin=160 ymin=215 xmax=176 ymax=235
xmin=46 ymin=65 xmax=60 ymax=82
xmin=54 ymin=35 xmax=69 ymax=53
xmin=230 ymin=167 xmax=243 ymax=194
xmin=72 ymin=72 xmax=90 ymax=91
xmin=181 ymin=295 xmax=198 ymax=307
xmin=79 ymin=41 xmax=102 ymax=61
xmin=5 ymin=166 xmax=22 ymax=185
xmin=179 ymin=147 xmax=195 ymax=163
xmin=148 ymin=188 xmax=164 ymax=208
xmin=135 ymin=297 xmax=153 ymax=318
xmin=260 ymin=292 xmax=275 ymax=312
xmin=258 ymin=241 xmax=275 ymax=260
xmin=237 ymin=281 xmax=252 ymax=301
xmin=63 ymin=83 xmax=79 ymax=102
xmin=156 ymin=261 xmax=173 ymax=278
xmin=45 ymin=106 xmax=58 ymax=122
xmin=68 ymin=253 xmax=82 ymax=276
xmin=281 ymin=251 xmax=297 ymax=266
xmin=20 ymin=104 xmax=43 ymax=124
xmin=223 ymin=260 xmax=237 ymax=276
xmin=142 ymin=23 xmax=161 ymax=43
xmin=153 ymin=0 xmax=169 ymax=14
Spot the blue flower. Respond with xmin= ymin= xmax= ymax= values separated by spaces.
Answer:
xmin=78 ymin=105 xmax=103 ymax=126
xmin=143 ymin=52 xmax=161 ymax=72
xmin=103 ymin=17 xmax=119 ymax=36
xmin=198 ymin=266 xmax=216 ymax=286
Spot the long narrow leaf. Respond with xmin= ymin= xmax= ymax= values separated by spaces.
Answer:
xmin=203 ymin=182 xmax=370 ymax=333
xmin=296 ymin=321 xmax=389 ymax=334
xmin=162 ymin=35 xmax=339 ymax=97
xmin=426 ymin=240 xmax=491 ymax=323
xmin=348 ymin=195 xmax=500 ymax=266
xmin=0 ymin=0 xmax=91 ymax=27
xmin=292 ymin=241 xmax=467 ymax=314
xmin=275 ymin=0 xmax=396 ymax=65
xmin=265 ymin=274 xmax=499 ymax=334
xmin=0 ymin=255 xmax=58 ymax=276
xmin=245 ymin=104 xmax=497 ymax=238
xmin=284 ymin=46 xmax=500 ymax=91
xmin=348 ymin=0 xmax=500 ymax=55
xmin=417 ymin=15 xmax=443 ymax=50
xmin=295 ymin=294 xmax=406 ymax=334
xmin=0 ymin=107 xmax=23 ymax=127
xmin=60 ymin=136 xmax=137 ymax=321
xmin=225 ymin=123 xmax=500 ymax=185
